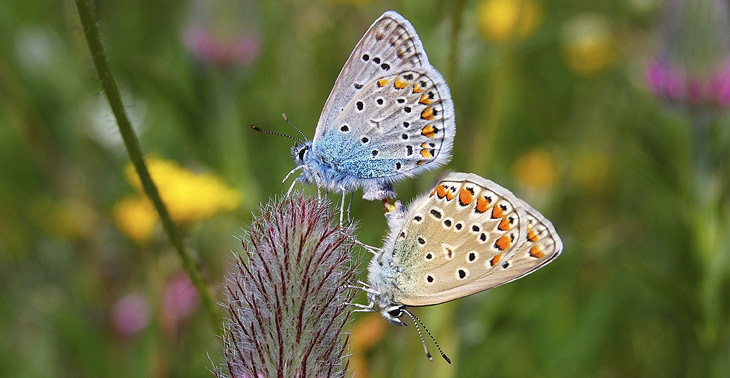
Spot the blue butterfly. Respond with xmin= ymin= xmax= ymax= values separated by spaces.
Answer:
xmin=286 ymin=11 xmax=455 ymax=202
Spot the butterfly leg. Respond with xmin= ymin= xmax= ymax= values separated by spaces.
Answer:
xmin=342 ymin=281 xmax=378 ymax=312
xmin=339 ymin=193 xmax=346 ymax=227
xmin=286 ymin=180 xmax=297 ymax=197
xmin=346 ymin=194 xmax=353 ymax=222
xmin=344 ymin=281 xmax=379 ymax=296
xmin=354 ymin=280 xmax=379 ymax=295
xmin=337 ymin=186 xmax=348 ymax=227
xmin=281 ymin=165 xmax=304 ymax=186
xmin=350 ymin=303 xmax=376 ymax=313
xmin=353 ymin=238 xmax=381 ymax=255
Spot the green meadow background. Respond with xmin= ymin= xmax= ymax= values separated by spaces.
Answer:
xmin=2 ymin=0 xmax=730 ymax=377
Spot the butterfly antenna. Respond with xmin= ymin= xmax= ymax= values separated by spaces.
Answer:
xmin=403 ymin=309 xmax=452 ymax=364
xmin=250 ymin=125 xmax=304 ymax=143
xmin=281 ymin=113 xmax=308 ymax=140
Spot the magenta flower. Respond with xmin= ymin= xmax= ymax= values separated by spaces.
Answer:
xmin=161 ymin=272 xmax=199 ymax=334
xmin=645 ymin=0 xmax=730 ymax=110
xmin=182 ymin=25 xmax=260 ymax=67
xmin=217 ymin=194 xmax=357 ymax=378
xmin=709 ymin=64 xmax=730 ymax=107
xmin=182 ymin=0 xmax=260 ymax=67
xmin=111 ymin=293 xmax=149 ymax=338
xmin=646 ymin=58 xmax=730 ymax=108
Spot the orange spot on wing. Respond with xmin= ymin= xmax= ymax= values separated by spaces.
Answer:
xmin=475 ymin=196 xmax=490 ymax=213
xmin=436 ymin=184 xmax=447 ymax=199
xmin=491 ymin=205 xmax=504 ymax=219
xmin=498 ymin=217 xmax=511 ymax=231
xmin=527 ymin=229 xmax=538 ymax=242
xmin=394 ymin=78 xmax=407 ymax=89
xmin=419 ymin=94 xmax=431 ymax=105
xmin=420 ymin=149 xmax=433 ymax=158
xmin=377 ymin=79 xmax=390 ymax=87
xmin=417 ymin=160 xmax=425 ymax=165
xmin=421 ymin=125 xmax=436 ymax=138
xmin=413 ymin=83 xmax=423 ymax=93
xmin=490 ymin=253 xmax=503 ymax=267
xmin=421 ymin=107 xmax=434 ymax=120
xmin=445 ymin=190 xmax=455 ymax=201
xmin=495 ymin=235 xmax=511 ymax=251
xmin=529 ymin=245 xmax=545 ymax=258
xmin=459 ymin=188 xmax=474 ymax=205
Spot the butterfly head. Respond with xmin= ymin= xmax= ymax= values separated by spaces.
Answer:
xmin=380 ymin=304 xmax=407 ymax=326
xmin=291 ymin=141 xmax=311 ymax=165
xmin=290 ymin=141 xmax=315 ymax=180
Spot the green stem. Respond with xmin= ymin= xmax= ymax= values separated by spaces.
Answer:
xmin=688 ymin=111 xmax=727 ymax=366
xmin=447 ymin=0 xmax=465 ymax=84
xmin=469 ymin=49 xmax=512 ymax=173
xmin=74 ymin=0 xmax=220 ymax=331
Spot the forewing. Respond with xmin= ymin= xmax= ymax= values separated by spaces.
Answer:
xmin=391 ymin=173 xmax=563 ymax=307
xmin=311 ymin=12 xmax=454 ymax=179
xmin=314 ymin=11 xmax=429 ymax=141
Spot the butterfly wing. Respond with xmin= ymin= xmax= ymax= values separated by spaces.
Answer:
xmin=389 ymin=172 xmax=563 ymax=307
xmin=311 ymin=11 xmax=455 ymax=179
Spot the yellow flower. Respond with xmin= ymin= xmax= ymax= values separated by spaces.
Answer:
xmin=113 ymin=196 xmax=158 ymax=244
xmin=562 ymin=14 xmax=617 ymax=75
xmin=478 ymin=0 xmax=540 ymax=42
xmin=513 ymin=149 xmax=557 ymax=191
xmin=124 ymin=158 xmax=241 ymax=224
xmin=114 ymin=158 xmax=241 ymax=242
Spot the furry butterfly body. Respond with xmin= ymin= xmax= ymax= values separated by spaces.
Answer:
xmin=290 ymin=11 xmax=455 ymax=200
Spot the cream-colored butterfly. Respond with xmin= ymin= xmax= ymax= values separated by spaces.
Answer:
xmin=356 ymin=172 xmax=563 ymax=362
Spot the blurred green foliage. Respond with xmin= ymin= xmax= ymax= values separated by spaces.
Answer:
xmin=1 ymin=0 xmax=730 ymax=377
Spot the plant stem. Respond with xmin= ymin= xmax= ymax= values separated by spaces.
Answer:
xmin=469 ymin=48 xmax=512 ymax=174
xmin=447 ymin=0 xmax=465 ymax=84
xmin=74 ymin=0 xmax=219 ymax=331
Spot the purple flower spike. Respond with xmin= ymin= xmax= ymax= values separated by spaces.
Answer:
xmin=218 ymin=194 xmax=357 ymax=378
xmin=646 ymin=0 xmax=730 ymax=111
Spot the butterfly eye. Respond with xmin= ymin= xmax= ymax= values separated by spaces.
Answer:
xmin=387 ymin=308 xmax=403 ymax=318
xmin=298 ymin=146 xmax=309 ymax=160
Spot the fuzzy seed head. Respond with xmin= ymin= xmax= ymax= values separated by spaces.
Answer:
xmin=218 ymin=194 xmax=357 ymax=378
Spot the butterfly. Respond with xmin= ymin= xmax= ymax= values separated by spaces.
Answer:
xmin=355 ymin=172 xmax=563 ymax=362
xmin=286 ymin=11 xmax=455 ymax=202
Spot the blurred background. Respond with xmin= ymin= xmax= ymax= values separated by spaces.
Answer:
xmin=2 ymin=0 xmax=730 ymax=376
